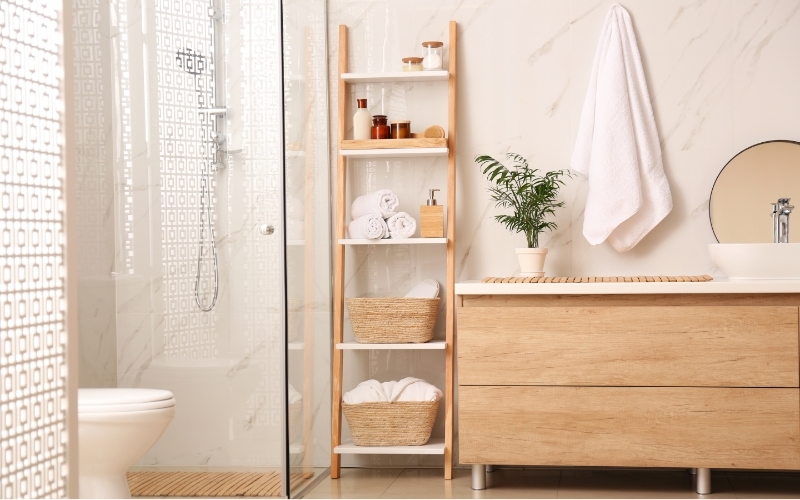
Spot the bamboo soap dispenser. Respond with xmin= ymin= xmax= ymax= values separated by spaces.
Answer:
xmin=420 ymin=189 xmax=444 ymax=238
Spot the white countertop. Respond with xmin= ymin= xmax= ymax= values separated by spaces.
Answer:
xmin=455 ymin=278 xmax=800 ymax=295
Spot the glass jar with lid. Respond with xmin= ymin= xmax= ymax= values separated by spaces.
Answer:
xmin=422 ymin=41 xmax=443 ymax=71
xmin=371 ymin=115 xmax=390 ymax=139
xmin=402 ymin=57 xmax=423 ymax=72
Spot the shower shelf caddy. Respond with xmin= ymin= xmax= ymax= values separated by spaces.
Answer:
xmin=331 ymin=22 xmax=458 ymax=480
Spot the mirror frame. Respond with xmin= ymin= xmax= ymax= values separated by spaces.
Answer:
xmin=709 ymin=139 xmax=800 ymax=243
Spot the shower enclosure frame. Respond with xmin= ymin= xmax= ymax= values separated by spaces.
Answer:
xmin=61 ymin=0 xmax=332 ymax=498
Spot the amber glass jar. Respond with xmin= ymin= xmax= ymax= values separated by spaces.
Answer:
xmin=371 ymin=115 xmax=390 ymax=139
xmin=390 ymin=121 xmax=410 ymax=139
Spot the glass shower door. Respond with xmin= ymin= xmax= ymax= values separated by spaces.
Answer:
xmin=282 ymin=0 xmax=333 ymax=496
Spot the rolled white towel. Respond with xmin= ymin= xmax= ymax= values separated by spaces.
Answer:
xmin=343 ymin=377 xmax=442 ymax=404
xmin=348 ymin=214 xmax=388 ymax=240
xmin=404 ymin=279 xmax=440 ymax=299
xmin=386 ymin=212 xmax=417 ymax=239
xmin=351 ymin=189 xmax=399 ymax=219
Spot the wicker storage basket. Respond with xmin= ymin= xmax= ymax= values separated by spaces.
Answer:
xmin=346 ymin=298 xmax=439 ymax=343
xmin=288 ymin=400 xmax=302 ymax=443
xmin=343 ymin=401 xmax=439 ymax=446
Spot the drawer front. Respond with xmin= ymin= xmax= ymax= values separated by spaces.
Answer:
xmin=459 ymin=386 xmax=800 ymax=469
xmin=457 ymin=306 xmax=799 ymax=387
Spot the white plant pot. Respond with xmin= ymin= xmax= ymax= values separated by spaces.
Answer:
xmin=516 ymin=247 xmax=548 ymax=277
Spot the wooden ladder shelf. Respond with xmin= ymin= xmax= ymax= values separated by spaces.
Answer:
xmin=331 ymin=22 xmax=457 ymax=480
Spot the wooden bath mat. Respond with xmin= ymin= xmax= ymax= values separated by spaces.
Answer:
xmin=481 ymin=275 xmax=714 ymax=283
xmin=127 ymin=471 xmax=305 ymax=497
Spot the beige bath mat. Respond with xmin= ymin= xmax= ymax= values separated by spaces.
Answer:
xmin=127 ymin=471 xmax=305 ymax=497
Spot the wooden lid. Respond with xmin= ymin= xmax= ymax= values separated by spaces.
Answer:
xmin=422 ymin=41 xmax=443 ymax=48
xmin=402 ymin=56 xmax=423 ymax=63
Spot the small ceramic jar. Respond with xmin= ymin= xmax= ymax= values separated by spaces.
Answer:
xmin=402 ymin=57 xmax=423 ymax=72
xmin=371 ymin=115 xmax=390 ymax=139
xmin=422 ymin=41 xmax=443 ymax=71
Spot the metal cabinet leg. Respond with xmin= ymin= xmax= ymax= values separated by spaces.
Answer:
xmin=471 ymin=465 xmax=486 ymax=490
xmin=696 ymin=468 xmax=711 ymax=495
xmin=486 ymin=465 xmax=495 ymax=473
xmin=688 ymin=468 xmax=697 ymax=475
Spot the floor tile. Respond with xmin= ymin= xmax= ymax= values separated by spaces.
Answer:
xmin=725 ymin=471 xmax=800 ymax=498
xmin=378 ymin=468 xmax=560 ymax=499
xmin=557 ymin=469 xmax=736 ymax=498
xmin=302 ymin=468 xmax=403 ymax=499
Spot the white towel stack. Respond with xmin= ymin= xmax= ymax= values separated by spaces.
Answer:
xmin=386 ymin=212 xmax=416 ymax=239
xmin=351 ymin=189 xmax=399 ymax=219
xmin=343 ymin=377 xmax=442 ymax=404
xmin=571 ymin=4 xmax=672 ymax=252
xmin=348 ymin=213 xmax=388 ymax=240
xmin=348 ymin=190 xmax=418 ymax=239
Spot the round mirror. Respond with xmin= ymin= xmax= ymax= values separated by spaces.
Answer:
xmin=710 ymin=140 xmax=800 ymax=243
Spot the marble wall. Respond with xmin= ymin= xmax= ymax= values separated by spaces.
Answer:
xmin=328 ymin=0 xmax=800 ymax=466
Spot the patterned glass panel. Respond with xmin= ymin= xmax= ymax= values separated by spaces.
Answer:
xmin=0 ymin=0 xmax=69 ymax=497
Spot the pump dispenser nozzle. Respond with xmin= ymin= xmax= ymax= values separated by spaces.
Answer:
xmin=426 ymin=189 xmax=440 ymax=206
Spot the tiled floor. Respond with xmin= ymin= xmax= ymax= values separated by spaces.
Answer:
xmin=302 ymin=468 xmax=800 ymax=499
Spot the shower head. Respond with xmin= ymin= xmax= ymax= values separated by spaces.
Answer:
xmin=176 ymin=48 xmax=206 ymax=75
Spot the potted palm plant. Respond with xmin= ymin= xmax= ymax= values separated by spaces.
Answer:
xmin=475 ymin=153 xmax=571 ymax=277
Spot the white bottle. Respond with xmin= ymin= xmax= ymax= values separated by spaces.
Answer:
xmin=353 ymin=98 xmax=372 ymax=140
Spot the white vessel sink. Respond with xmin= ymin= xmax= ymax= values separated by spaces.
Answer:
xmin=709 ymin=243 xmax=800 ymax=279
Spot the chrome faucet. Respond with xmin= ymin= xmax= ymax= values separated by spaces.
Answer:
xmin=772 ymin=198 xmax=794 ymax=243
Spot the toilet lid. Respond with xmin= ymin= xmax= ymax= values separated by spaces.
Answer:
xmin=79 ymin=388 xmax=176 ymax=413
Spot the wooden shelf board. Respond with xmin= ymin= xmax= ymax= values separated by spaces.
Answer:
xmin=341 ymin=71 xmax=449 ymax=83
xmin=290 ymin=442 xmax=304 ymax=455
xmin=287 ymin=240 xmax=305 ymax=246
xmin=334 ymin=438 xmax=445 ymax=455
xmin=288 ymin=341 xmax=304 ymax=351
xmin=339 ymin=238 xmax=447 ymax=245
xmin=341 ymin=138 xmax=446 ymax=150
xmin=340 ymin=148 xmax=448 ymax=159
xmin=336 ymin=340 xmax=446 ymax=350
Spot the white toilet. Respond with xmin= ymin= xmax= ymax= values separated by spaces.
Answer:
xmin=78 ymin=388 xmax=175 ymax=499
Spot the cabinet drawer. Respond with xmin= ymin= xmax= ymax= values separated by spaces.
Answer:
xmin=457 ymin=306 xmax=799 ymax=387
xmin=459 ymin=386 xmax=800 ymax=469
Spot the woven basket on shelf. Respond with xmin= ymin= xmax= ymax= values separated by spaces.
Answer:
xmin=346 ymin=298 xmax=439 ymax=343
xmin=343 ymin=401 xmax=439 ymax=446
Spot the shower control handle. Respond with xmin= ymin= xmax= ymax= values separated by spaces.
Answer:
xmin=259 ymin=224 xmax=275 ymax=236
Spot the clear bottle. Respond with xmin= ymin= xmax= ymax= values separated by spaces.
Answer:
xmin=353 ymin=98 xmax=372 ymax=140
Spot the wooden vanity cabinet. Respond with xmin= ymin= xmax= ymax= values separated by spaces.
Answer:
xmin=457 ymin=293 xmax=800 ymax=470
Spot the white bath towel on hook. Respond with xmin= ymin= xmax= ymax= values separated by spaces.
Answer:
xmin=571 ymin=3 xmax=672 ymax=252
